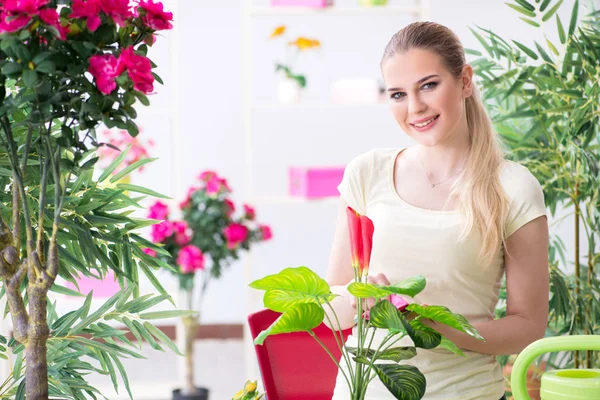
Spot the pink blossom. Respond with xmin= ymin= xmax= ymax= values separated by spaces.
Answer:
xmin=260 ymin=225 xmax=273 ymax=241
xmin=177 ymin=245 xmax=205 ymax=274
xmin=172 ymin=221 xmax=191 ymax=246
xmin=39 ymin=8 xmax=68 ymax=39
xmin=151 ymin=220 xmax=173 ymax=243
xmin=389 ymin=294 xmax=409 ymax=312
xmin=148 ymin=201 xmax=169 ymax=220
xmin=0 ymin=13 xmax=31 ymax=32
xmin=143 ymin=247 xmax=157 ymax=257
xmin=205 ymin=176 xmax=222 ymax=197
xmin=3 ymin=0 xmax=48 ymax=14
xmin=119 ymin=47 xmax=154 ymax=94
xmin=0 ymin=0 xmax=49 ymax=33
xmin=224 ymin=223 xmax=249 ymax=250
xmin=69 ymin=0 xmax=102 ymax=32
xmin=137 ymin=0 xmax=173 ymax=31
xmin=179 ymin=187 xmax=197 ymax=209
xmin=243 ymin=204 xmax=256 ymax=221
xmin=88 ymin=54 xmax=125 ymax=94
xmin=224 ymin=199 xmax=235 ymax=218
xmin=220 ymin=178 xmax=232 ymax=193
xmin=198 ymin=170 xmax=218 ymax=182
xmin=100 ymin=0 xmax=133 ymax=27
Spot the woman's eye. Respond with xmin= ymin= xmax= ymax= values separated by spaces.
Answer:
xmin=422 ymin=82 xmax=438 ymax=90
xmin=391 ymin=92 xmax=406 ymax=100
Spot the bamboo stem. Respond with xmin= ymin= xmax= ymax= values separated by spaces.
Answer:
xmin=574 ymin=181 xmax=580 ymax=368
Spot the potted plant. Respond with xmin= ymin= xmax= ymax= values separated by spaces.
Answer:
xmin=268 ymin=25 xmax=321 ymax=104
xmin=468 ymin=0 xmax=600 ymax=375
xmin=232 ymin=380 xmax=265 ymax=400
xmin=0 ymin=1 xmax=192 ymax=399
xmin=249 ymin=208 xmax=484 ymax=399
xmin=145 ymin=170 xmax=273 ymax=400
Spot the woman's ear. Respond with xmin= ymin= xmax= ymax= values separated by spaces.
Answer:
xmin=461 ymin=64 xmax=474 ymax=98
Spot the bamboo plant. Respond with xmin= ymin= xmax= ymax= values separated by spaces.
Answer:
xmin=468 ymin=0 xmax=600 ymax=369
xmin=0 ymin=1 xmax=195 ymax=399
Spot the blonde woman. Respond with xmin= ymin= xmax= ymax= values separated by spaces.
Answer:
xmin=325 ymin=22 xmax=549 ymax=400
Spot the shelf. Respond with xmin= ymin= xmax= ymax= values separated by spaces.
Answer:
xmin=248 ymin=6 xmax=421 ymax=16
xmin=253 ymin=195 xmax=340 ymax=205
xmin=251 ymin=101 xmax=388 ymax=110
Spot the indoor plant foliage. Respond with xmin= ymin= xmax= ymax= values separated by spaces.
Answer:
xmin=231 ymin=380 xmax=264 ymax=400
xmin=250 ymin=207 xmax=484 ymax=400
xmin=146 ymin=170 xmax=272 ymax=397
xmin=467 ymin=0 xmax=600 ymax=370
xmin=0 ymin=1 xmax=188 ymax=399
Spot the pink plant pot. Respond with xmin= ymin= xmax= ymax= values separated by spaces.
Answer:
xmin=289 ymin=167 xmax=345 ymax=198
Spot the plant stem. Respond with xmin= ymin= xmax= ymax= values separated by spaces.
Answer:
xmin=324 ymin=302 xmax=355 ymax=383
xmin=308 ymin=331 xmax=353 ymax=392
xmin=574 ymin=177 xmax=580 ymax=368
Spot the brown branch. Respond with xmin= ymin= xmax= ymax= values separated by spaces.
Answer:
xmin=0 ymin=256 xmax=29 ymax=344
xmin=12 ymin=184 xmax=20 ymax=254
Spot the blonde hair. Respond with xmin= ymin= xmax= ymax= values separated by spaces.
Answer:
xmin=382 ymin=21 xmax=509 ymax=265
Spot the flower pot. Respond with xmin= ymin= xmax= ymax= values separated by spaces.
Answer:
xmin=277 ymin=77 xmax=302 ymax=104
xmin=172 ymin=387 xmax=209 ymax=400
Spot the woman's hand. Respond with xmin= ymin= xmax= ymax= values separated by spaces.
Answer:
xmin=349 ymin=273 xmax=391 ymax=313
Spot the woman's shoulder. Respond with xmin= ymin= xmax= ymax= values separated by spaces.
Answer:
xmin=499 ymin=159 xmax=544 ymax=201
xmin=346 ymin=147 xmax=402 ymax=170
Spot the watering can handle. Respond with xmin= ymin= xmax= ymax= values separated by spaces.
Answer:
xmin=511 ymin=335 xmax=600 ymax=400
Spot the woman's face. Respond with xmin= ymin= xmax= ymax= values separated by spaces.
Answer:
xmin=381 ymin=48 xmax=473 ymax=147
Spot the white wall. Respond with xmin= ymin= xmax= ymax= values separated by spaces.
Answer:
xmin=126 ymin=0 xmax=597 ymax=324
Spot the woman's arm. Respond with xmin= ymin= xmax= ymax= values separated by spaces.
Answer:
xmin=323 ymin=199 xmax=356 ymax=331
xmin=427 ymin=215 xmax=549 ymax=355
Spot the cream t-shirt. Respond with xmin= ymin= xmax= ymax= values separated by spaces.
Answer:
xmin=332 ymin=147 xmax=546 ymax=400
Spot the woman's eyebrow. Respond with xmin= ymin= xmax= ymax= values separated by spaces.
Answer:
xmin=386 ymin=74 xmax=440 ymax=91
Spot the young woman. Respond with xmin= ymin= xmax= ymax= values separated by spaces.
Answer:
xmin=325 ymin=22 xmax=549 ymax=400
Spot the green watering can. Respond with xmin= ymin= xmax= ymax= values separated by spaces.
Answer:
xmin=511 ymin=335 xmax=600 ymax=400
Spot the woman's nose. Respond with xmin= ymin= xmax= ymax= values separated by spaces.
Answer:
xmin=408 ymin=94 xmax=427 ymax=115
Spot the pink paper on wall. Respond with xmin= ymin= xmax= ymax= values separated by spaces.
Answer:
xmin=289 ymin=167 xmax=345 ymax=198
xmin=271 ymin=0 xmax=333 ymax=7
xmin=65 ymin=271 xmax=120 ymax=297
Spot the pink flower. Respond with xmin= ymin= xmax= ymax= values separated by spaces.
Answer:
xmin=177 ymin=245 xmax=205 ymax=274
xmin=3 ymin=0 xmax=48 ymax=14
xmin=88 ymin=54 xmax=125 ymax=94
xmin=224 ymin=199 xmax=235 ymax=218
xmin=260 ymin=225 xmax=273 ymax=241
xmin=143 ymin=247 xmax=157 ymax=257
xmin=69 ymin=0 xmax=102 ymax=32
xmin=389 ymin=294 xmax=409 ymax=312
xmin=179 ymin=187 xmax=197 ymax=209
xmin=0 ymin=0 xmax=49 ymax=33
xmin=151 ymin=220 xmax=173 ymax=243
xmin=224 ymin=223 xmax=249 ymax=250
xmin=0 ymin=13 xmax=31 ymax=32
xmin=39 ymin=8 xmax=68 ymax=39
xmin=198 ymin=170 xmax=218 ymax=182
xmin=243 ymin=204 xmax=256 ymax=220
xmin=148 ymin=201 xmax=169 ymax=220
xmin=100 ymin=0 xmax=133 ymax=27
xmin=172 ymin=221 xmax=191 ymax=246
xmin=137 ymin=0 xmax=173 ymax=31
xmin=119 ymin=47 xmax=154 ymax=94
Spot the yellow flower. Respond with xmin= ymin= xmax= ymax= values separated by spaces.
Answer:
xmin=289 ymin=37 xmax=321 ymax=50
xmin=270 ymin=25 xmax=286 ymax=38
xmin=232 ymin=389 xmax=244 ymax=400
xmin=244 ymin=380 xmax=258 ymax=393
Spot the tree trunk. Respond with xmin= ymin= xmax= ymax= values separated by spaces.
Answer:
xmin=26 ymin=285 xmax=50 ymax=399
xmin=182 ymin=315 xmax=199 ymax=395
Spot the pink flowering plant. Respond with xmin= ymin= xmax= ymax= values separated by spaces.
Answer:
xmin=0 ymin=1 xmax=186 ymax=399
xmin=146 ymin=170 xmax=272 ymax=395
xmin=97 ymin=128 xmax=155 ymax=174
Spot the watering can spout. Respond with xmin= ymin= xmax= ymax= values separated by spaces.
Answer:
xmin=511 ymin=335 xmax=600 ymax=400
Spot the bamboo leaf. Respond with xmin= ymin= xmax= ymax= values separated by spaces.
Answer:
xmin=512 ymin=40 xmax=539 ymax=59
xmin=98 ymin=146 xmax=130 ymax=183
xmin=138 ymin=310 xmax=198 ymax=320
xmin=539 ymin=0 xmax=551 ymax=12
xmin=49 ymin=283 xmax=86 ymax=297
xmin=109 ymin=352 xmax=134 ymax=400
xmin=520 ymin=17 xmax=541 ymax=27
xmin=568 ymin=0 xmax=578 ymax=36
xmin=542 ymin=0 xmax=563 ymax=22
xmin=109 ymin=157 xmax=157 ymax=183
xmin=115 ymin=183 xmax=170 ymax=199
xmin=144 ymin=322 xmax=184 ymax=356
xmin=138 ymin=261 xmax=174 ymax=306
xmin=507 ymin=3 xmax=536 ymax=18
xmin=546 ymin=38 xmax=559 ymax=56
xmin=515 ymin=0 xmax=535 ymax=11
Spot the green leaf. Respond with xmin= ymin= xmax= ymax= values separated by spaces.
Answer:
xmin=13 ymin=351 xmax=23 ymax=380
xmin=368 ymin=299 xmax=405 ymax=332
xmin=438 ymin=336 xmax=466 ymax=357
xmin=132 ymin=320 xmax=162 ymax=351
xmin=507 ymin=3 xmax=536 ymax=18
xmin=402 ymin=319 xmax=441 ymax=349
xmin=391 ymin=276 xmax=427 ymax=297
xmin=535 ymin=41 xmax=553 ymax=62
xmin=406 ymin=304 xmax=484 ymax=340
xmin=109 ymin=353 xmax=134 ymax=400
xmin=49 ymin=284 xmax=86 ymax=297
xmin=100 ymin=351 xmax=119 ymax=394
xmin=348 ymin=276 xmax=425 ymax=299
xmin=35 ymin=60 xmax=56 ymax=74
xmin=250 ymin=266 xmax=332 ymax=311
xmin=2 ymin=62 xmax=23 ymax=75
xmin=512 ymin=40 xmax=539 ymax=59
xmin=568 ymin=0 xmax=578 ymax=36
xmin=469 ymin=27 xmax=494 ymax=58
xmin=98 ymin=146 xmax=131 ymax=182
xmin=254 ymin=303 xmax=324 ymax=345
xmin=70 ymin=289 xmax=124 ymax=333
xmin=546 ymin=38 xmax=559 ymax=56
xmin=515 ymin=0 xmax=535 ymax=11
xmin=372 ymin=364 xmax=426 ymax=400
xmin=144 ymin=322 xmax=184 ymax=356
xmin=542 ymin=0 xmax=563 ymax=22
xmin=22 ymin=70 xmax=37 ymax=87
xmin=539 ymin=0 xmax=551 ymax=12
xmin=115 ymin=183 xmax=170 ymax=199
xmin=138 ymin=261 xmax=175 ymax=306
xmin=138 ymin=310 xmax=198 ymax=320
xmin=109 ymin=157 xmax=157 ymax=183
xmin=348 ymin=346 xmax=417 ymax=363
xmin=16 ymin=379 xmax=26 ymax=400
xmin=520 ymin=17 xmax=541 ymax=27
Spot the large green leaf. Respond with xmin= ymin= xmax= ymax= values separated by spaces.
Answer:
xmin=348 ymin=346 xmax=417 ymax=363
xmin=250 ymin=266 xmax=332 ymax=311
xmin=372 ymin=364 xmax=426 ymax=400
xmin=438 ymin=336 xmax=465 ymax=357
xmin=391 ymin=276 xmax=426 ymax=297
xmin=401 ymin=319 xmax=441 ymax=350
xmin=348 ymin=276 xmax=425 ymax=299
xmin=406 ymin=304 xmax=484 ymax=341
xmin=254 ymin=303 xmax=324 ymax=345
xmin=369 ymin=299 xmax=405 ymax=332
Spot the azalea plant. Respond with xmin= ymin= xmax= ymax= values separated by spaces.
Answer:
xmin=268 ymin=25 xmax=320 ymax=88
xmin=0 ymin=0 xmax=186 ymax=399
xmin=146 ymin=170 xmax=272 ymax=396
xmin=232 ymin=380 xmax=264 ymax=400
xmin=250 ymin=207 xmax=484 ymax=399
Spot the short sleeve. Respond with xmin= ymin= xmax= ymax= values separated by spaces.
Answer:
xmin=503 ymin=163 xmax=547 ymax=238
xmin=337 ymin=151 xmax=373 ymax=215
